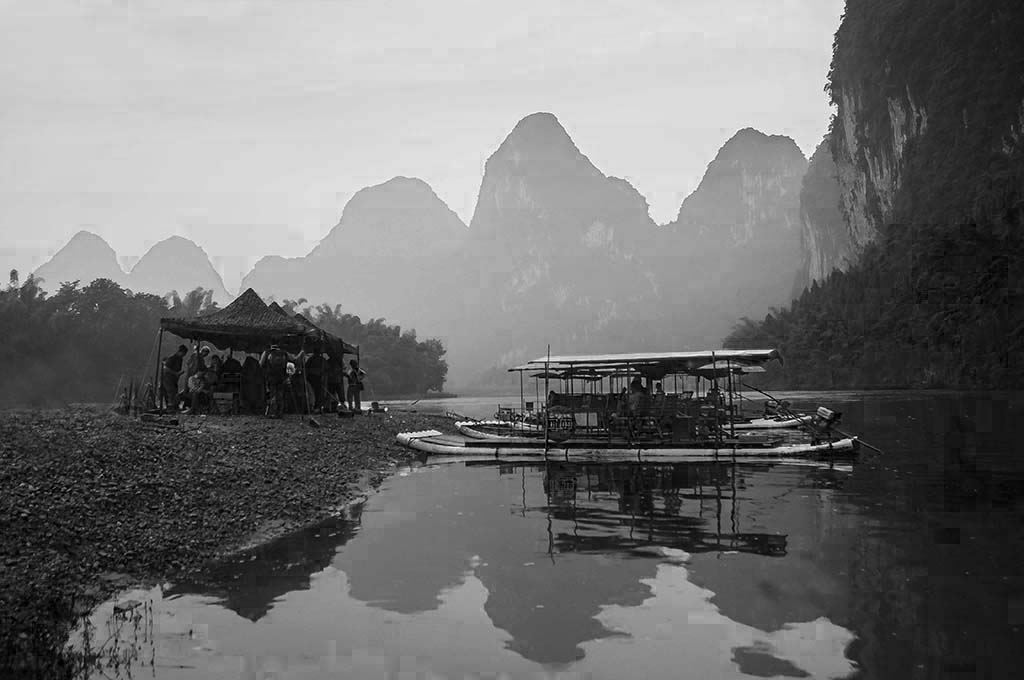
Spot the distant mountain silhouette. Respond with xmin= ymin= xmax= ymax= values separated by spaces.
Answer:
xmin=313 ymin=176 xmax=468 ymax=259
xmin=241 ymin=176 xmax=468 ymax=331
xmin=669 ymin=128 xmax=806 ymax=240
xmin=128 ymin=236 xmax=231 ymax=304
xmin=794 ymin=139 xmax=854 ymax=292
xmin=646 ymin=127 xmax=808 ymax=349
xmin=433 ymin=113 xmax=661 ymax=385
xmin=241 ymin=176 xmax=470 ymax=380
xmin=32 ymin=231 xmax=125 ymax=290
xmin=31 ymin=115 xmax=812 ymax=389
xmin=33 ymin=232 xmax=231 ymax=304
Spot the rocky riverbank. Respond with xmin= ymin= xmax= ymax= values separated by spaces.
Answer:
xmin=0 ymin=406 xmax=447 ymax=679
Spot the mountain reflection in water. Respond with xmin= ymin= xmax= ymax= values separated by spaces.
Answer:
xmin=81 ymin=458 xmax=859 ymax=679
xmin=73 ymin=392 xmax=1024 ymax=679
xmin=164 ymin=509 xmax=363 ymax=622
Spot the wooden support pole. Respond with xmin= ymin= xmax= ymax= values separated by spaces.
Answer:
xmin=727 ymin=357 xmax=735 ymax=438
xmin=154 ymin=328 xmax=164 ymax=411
xmin=712 ymin=351 xmax=721 ymax=445
xmin=520 ymin=370 xmax=525 ymax=417
xmin=544 ymin=344 xmax=550 ymax=454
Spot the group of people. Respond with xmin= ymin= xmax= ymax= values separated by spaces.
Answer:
xmin=257 ymin=344 xmax=366 ymax=418
xmin=618 ymin=377 xmax=666 ymax=416
xmin=159 ymin=342 xmax=367 ymax=418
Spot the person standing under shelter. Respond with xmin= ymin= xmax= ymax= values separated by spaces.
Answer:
xmin=628 ymin=377 xmax=646 ymax=413
xmin=186 ymin=345 xmax=210 ymax=381
xmin=346 ymin=359 xmax=366 ymax=413
xmin=160 ymin=344 xmax=188 ymax=411
xmin=240 ymin=355 xmax=264 ymax=414
xmin=221 ymin=351 xmax=242 ymax=375
xmin=304 ymin=349 xmax=327 ymax=413
xmin=325 ymin=355 xmax=345 ymax=412
xmin=260 ymin=343 xmax=289 ymax=419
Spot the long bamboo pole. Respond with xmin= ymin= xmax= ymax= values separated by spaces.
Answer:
xmin=153 ymin=328 xmax=164 ymax=411
xmin=712 ymin=351 xmax=721 ymax=445
xmin=544 ymin=344 xmax=550 ymax=454
xmin=520 ymin=370 xmax=524 ymax=417
xmin=727 ymin=357 xmax=735 ymax=438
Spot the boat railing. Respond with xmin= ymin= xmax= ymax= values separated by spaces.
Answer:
xmin=497 ymin=390 xmax=757 ymax=443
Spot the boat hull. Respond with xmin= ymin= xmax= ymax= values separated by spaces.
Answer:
xmin=459 ymin=415 xmax=812 ymax=439
xmin=455 ymin=421 xmax=542 ymax=440
xmin=397 ymin=430 xmax=859 ymax=463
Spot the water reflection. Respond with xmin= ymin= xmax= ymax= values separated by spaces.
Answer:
xmin=822 ymin=392 xmax=1024 ymax=680
xmin=72 ymin=392 xmax=1024 ymax=678
xmin=166 ymin=511 xmax=361 ymax=621
xmin=541 ymin=464 xmax=792 ymax=558
xmin=77 ymin=459 xmax=863 ymax=678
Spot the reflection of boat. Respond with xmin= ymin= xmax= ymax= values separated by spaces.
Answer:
xmin=400 ymin=350 xmax=857 ymax=460
xmin=535 ymin=461 xmax=800 ymax=558
xmin=475 ymin=459 xmax=830 ymax=664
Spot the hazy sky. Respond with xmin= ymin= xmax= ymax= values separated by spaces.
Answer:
xmin=1 ymin=0 xmax=844 ymax=290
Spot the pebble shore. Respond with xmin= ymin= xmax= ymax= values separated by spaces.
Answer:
xmin=0 ymin=405 xmax=447 ymax=678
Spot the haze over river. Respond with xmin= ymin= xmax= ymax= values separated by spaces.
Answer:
xmin=76 ymin=391 xmax=1024 ymax=679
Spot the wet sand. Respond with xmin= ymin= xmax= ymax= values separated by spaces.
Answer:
xmin=0 ymin=405 xmax=445 ymax=677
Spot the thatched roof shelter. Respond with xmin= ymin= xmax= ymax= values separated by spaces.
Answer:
xmin=160 ymin=288 xmax=357 ymax=355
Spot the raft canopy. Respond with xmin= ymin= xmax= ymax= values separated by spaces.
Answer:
xmin=160 ymin=287 xmax=358 ymax=356
xmin=509 ymin=349 xmax=781 ymax=378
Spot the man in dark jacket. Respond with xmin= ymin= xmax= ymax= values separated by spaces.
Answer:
xmin=325 ymin=355 xmax=345 ymax=412
xmin=304 ymin=349 xmax=327 ymax=413
xmin=160 ymin=345 xmax=188 ymax=411
xmin=346 ymin=359 xmax=366 ymax=413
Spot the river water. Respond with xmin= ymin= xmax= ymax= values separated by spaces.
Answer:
xmin=74 ymin=391 xmax=1024 ymax=679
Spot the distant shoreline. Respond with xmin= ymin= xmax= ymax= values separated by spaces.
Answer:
xmin=377 ymin=391 xmax=459 ymax=401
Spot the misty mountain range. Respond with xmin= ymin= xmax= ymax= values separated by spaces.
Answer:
xmin=34 ymin=232 xmax=232 ymax=305
xmin=32 ymin=112 xmax=840 ymax=388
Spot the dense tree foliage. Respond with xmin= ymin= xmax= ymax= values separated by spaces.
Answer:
xmin=727 ymin=0 xmax=1024 ymax=389
xmin=0 ymin=277 xmax=447 ymax=406
xmin=279 ymin=300 xmax=448 ymax=397
xmin=727 ymin=221 xmax=1023 ymax=388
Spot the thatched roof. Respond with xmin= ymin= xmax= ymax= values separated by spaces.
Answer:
xmin=293 ymin=311 xmax=358 ymax=356
xmin=160 ymin=288 xmax=357 ymax=355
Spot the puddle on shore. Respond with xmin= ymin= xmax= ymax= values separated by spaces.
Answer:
xmin=69 ymin=391 xmax=1024 ymax=679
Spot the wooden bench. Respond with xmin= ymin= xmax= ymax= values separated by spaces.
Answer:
xmin=212 ymin=391 xmax=238 ymax=415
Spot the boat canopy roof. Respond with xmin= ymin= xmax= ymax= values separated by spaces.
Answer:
xmin=509 ymin=349 xmax=780 ymax=378
xmin=694 ymin=361 xmax=767 ymax=377
xmin=529 ymin=370 xmax=605 ymax=381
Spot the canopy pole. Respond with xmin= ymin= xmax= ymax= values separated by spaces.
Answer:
xmin=153 ymin=328 xmax=164 ymax=411
xmin=520 ymin=370 xmax=524 ymax=417
xmin=544 ymin=344 xmax=550 ymax=455
xmin=727 ymin=357 xmax=735 ymax=438
xmin=712 ymin=351 xmax=721 ymax=445
xmin=626 ymin=361 xmax=632 ymax=447
xmin=568 ymin=366 xmax=574 ymax=436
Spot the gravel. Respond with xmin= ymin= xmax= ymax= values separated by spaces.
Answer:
xmin=0 ymin=405 xmax=447 ymax=678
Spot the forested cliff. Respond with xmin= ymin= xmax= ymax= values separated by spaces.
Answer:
xmin=728 ymin=0 xmax=1024 ymax=388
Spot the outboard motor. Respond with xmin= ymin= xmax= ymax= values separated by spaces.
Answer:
xmin=813 ymin=407 xmax=842 ymax=431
